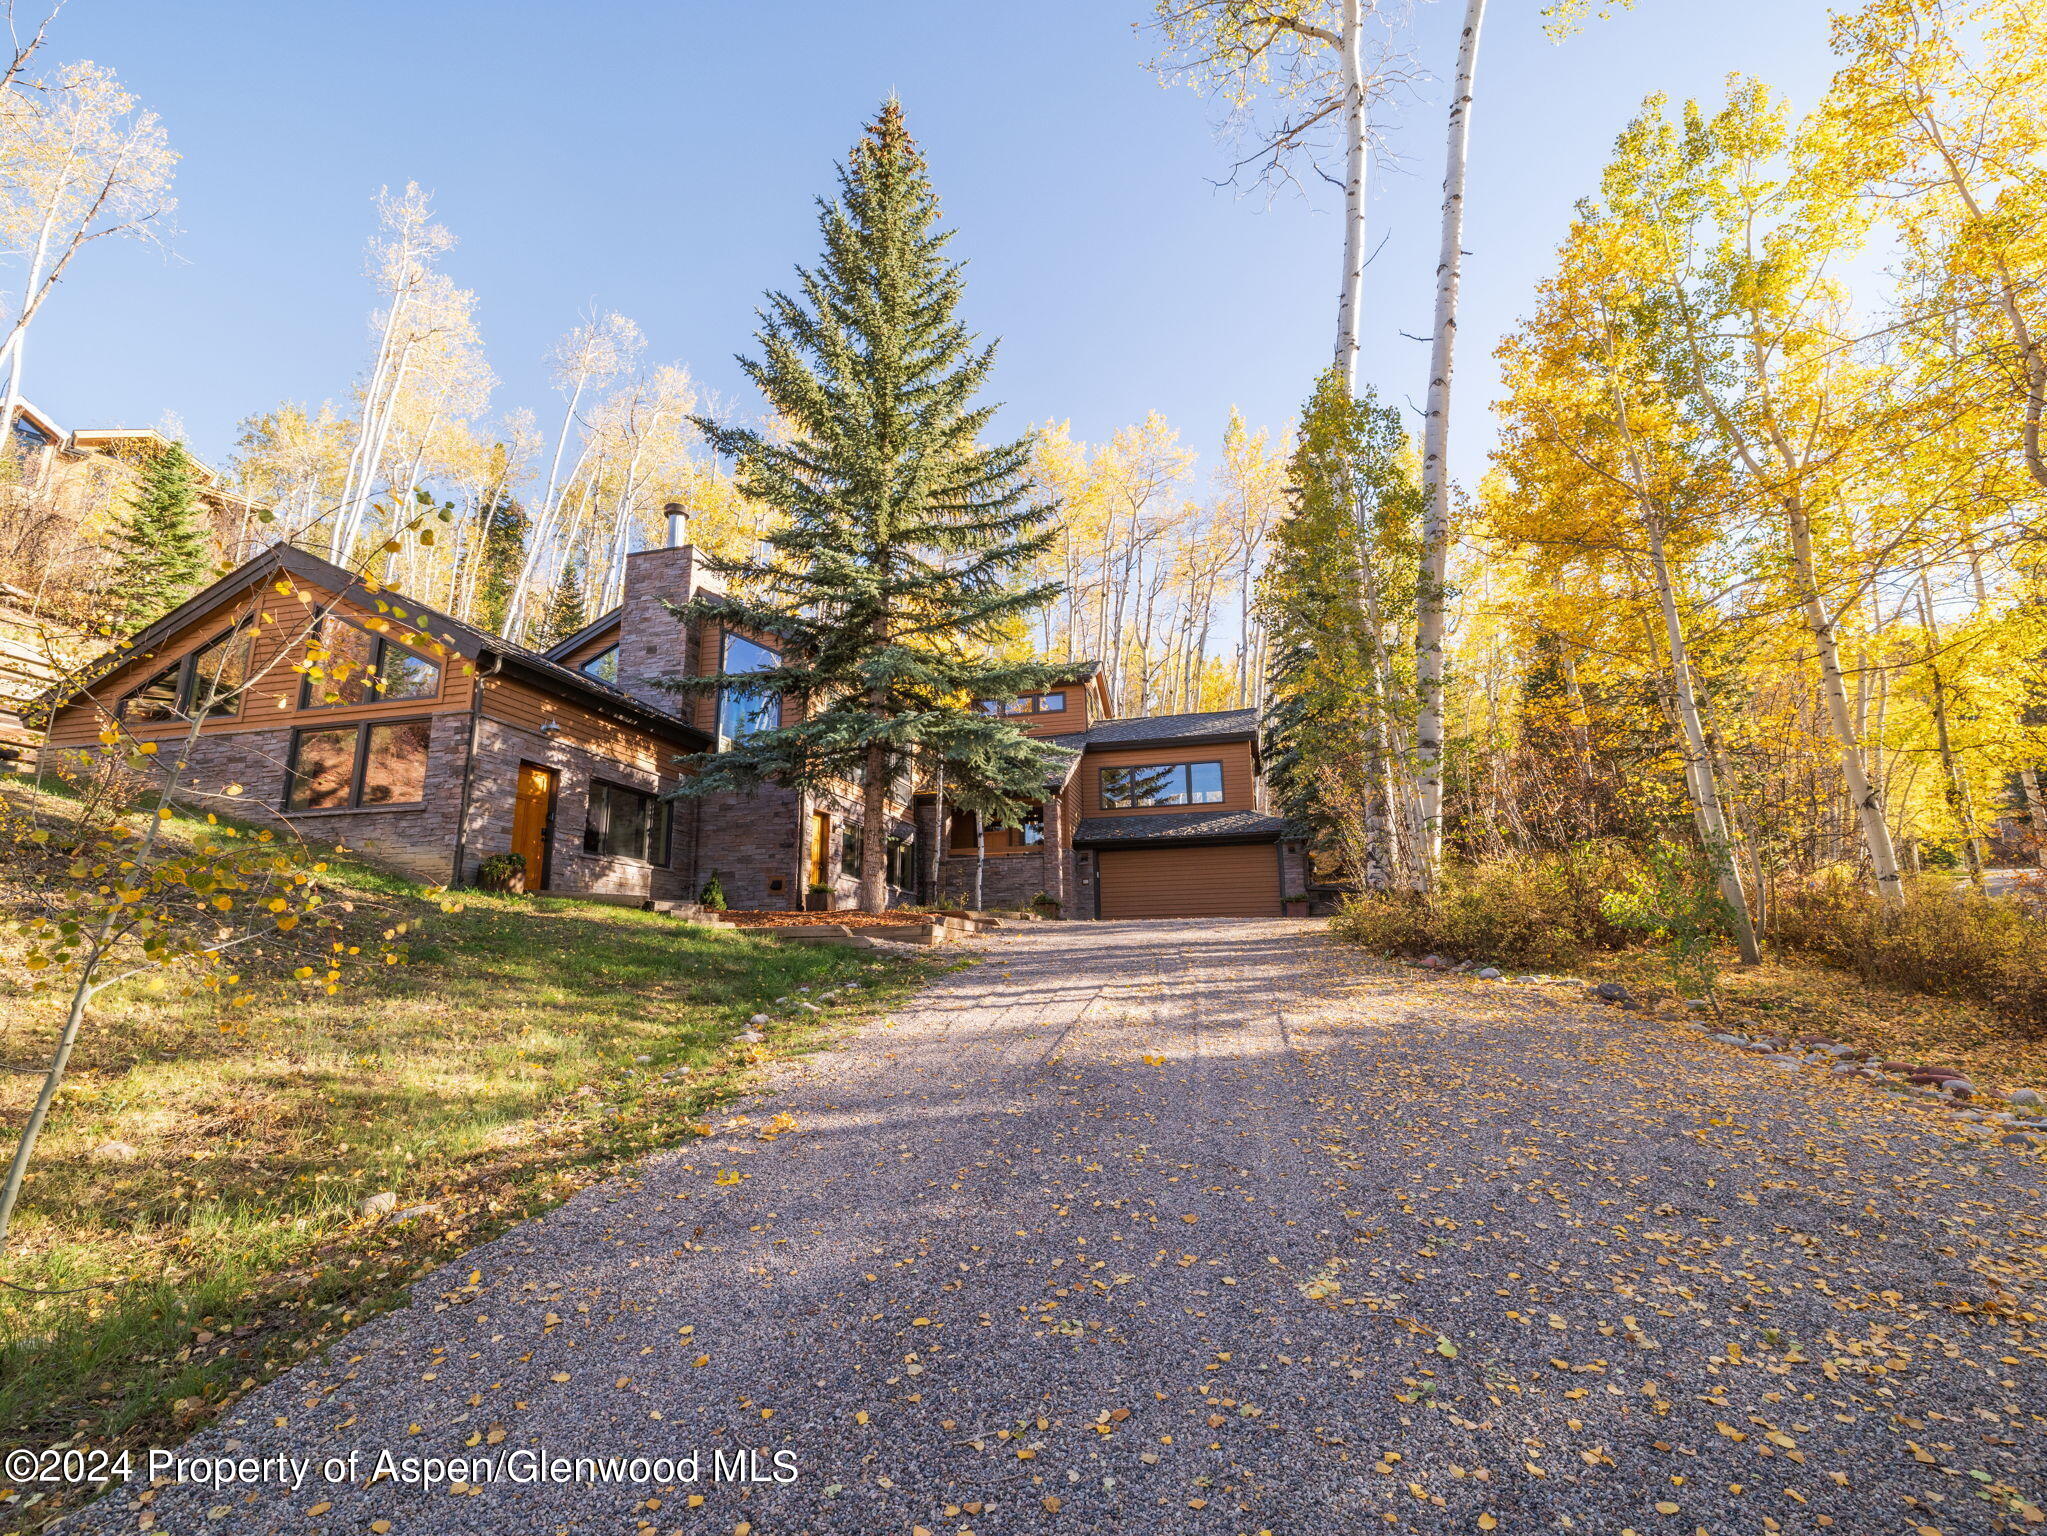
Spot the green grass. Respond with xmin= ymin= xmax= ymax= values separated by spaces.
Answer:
xmin=0 ymin=807 xmax=929 ymax=1529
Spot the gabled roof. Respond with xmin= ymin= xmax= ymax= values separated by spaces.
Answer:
xmin=43 ymin=543 xmax=712 ymax=748
xmin=542 ymin=608 xmax=622 ymax=663
xmin=1073 ymin=809 xmax=1297 ymax=847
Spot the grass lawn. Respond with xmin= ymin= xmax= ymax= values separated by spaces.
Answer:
xmin=0 ymin=801 xmax=934 ymax=1531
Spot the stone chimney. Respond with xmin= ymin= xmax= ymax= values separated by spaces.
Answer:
xmin=613 ymin=503 xmax=722 ymax=717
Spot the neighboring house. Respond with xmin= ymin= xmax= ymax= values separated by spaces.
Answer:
xmin=8 ymin=402 xmax=266 ymax=556
xmin=36 ymin=512 xmax=1304 ymax=918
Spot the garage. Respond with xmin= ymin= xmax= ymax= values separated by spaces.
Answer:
xmin=1097 ymin=842 xmax=1280 ymax=919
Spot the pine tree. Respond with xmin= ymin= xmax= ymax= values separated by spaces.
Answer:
xmin=529 ymin=556 xmax=586 ymax=649
xmin=472 ymin=484 xmax=528 ymax=635
xmin=107 ymin=443 xmax=213 ymax=627
xmin=674 ymin=100 xmax=1086 ymax=912
xmin=1258 ymin=369 xmax=1423 ymax=890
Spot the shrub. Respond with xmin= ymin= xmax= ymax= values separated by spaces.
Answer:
xmin=1330 ymin=843 xmax=1637 ymax=970
xmin=698 ymin=874 xmax=728 ymax=911
xmin=1773 ymin=874 xmax=2047 ymax=1035
xmin=475 ymin=852 xmax=526 ymax=894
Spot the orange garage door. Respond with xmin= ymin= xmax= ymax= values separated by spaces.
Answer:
xmin=1097 ymin=843 xmax=1280 ymax=919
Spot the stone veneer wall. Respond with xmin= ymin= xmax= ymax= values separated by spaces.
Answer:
xmin=459 ymin=716 xmax=689 ymax=900
xmin=937 ymin=845 xmax=1077 ymax=914
xmin=44 ymin=716 xmax=474 ymax=887
xmin=688 ymin=786 xmax=802 ymax=912
xmin=43 ymin=711 xmax=699 ymax=900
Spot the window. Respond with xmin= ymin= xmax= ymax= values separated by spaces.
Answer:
xmin=717 ymin=632 xmax=779 ymax=748
xmin=840 ymin=824 xmax=862 ymax=878
xmin=299 ymin=615 xmax=441 ymax=709
xmin=887 ymin=835 xmax=913 ymax=887
xmin=286 ymin=719 xmax=432 ymax=811
xmin=1014 ymin=806 xmax=1045 ymax=845
xmin=977 ymin=691 xmax=1067 ymax=716
xmin=580 ymin=645 xmax=620 ymax=684
xmin=121 ymin=627 xmax=253 ymax=722
xmin=583 ymin=780 xmax=670 ymax=865
xmin=1099 ymin=760 xmax=1225 ymax=810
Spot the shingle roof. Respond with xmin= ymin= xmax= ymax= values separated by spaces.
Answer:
xmin=1072 ymin=809 xmax=1296 ymax=847
xmin=1073 ymin=708 xmax=1258 ymax=747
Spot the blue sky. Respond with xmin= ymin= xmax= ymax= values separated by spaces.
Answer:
xmin=26 ymin=0 xmax=1836 ymax=492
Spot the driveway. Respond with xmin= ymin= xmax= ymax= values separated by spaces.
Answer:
xmin=71 ymin=919 xmax=2047 ymax=1533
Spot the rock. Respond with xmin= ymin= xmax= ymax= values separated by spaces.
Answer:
xmin=389 ymin=1203 xmax=438 ymax=1223
xmin=738 ymin=1029 xmax=765 ymax=1043
xmin=633 ymin=1054 xmax=651 ymax=1064
xmin=90 ymin=1140 xmax=138 ymax=1163
xmin=1709 ymin=1033 xmax=1747 ymax=1045
xmin=2009 ymin=1088 xmax=2044 ymax=1110
xmin=1420 ymin=954 xmax=1449 ymax=970
xmin=1943 ymin=1079 xmax=1976 ymax=1098
xmin=1594 ymin=982 xmax=1632 ymax=1003
xmin=750 ymin=1014 xmax=772 ymax=1025
xmin=360 ymin=1191 xmax=398 ymax=1218
xmin=1798 ymin=1034 xmax=1834 ymax=1048
xmin=1882 ymin=1061 xmax=1919 ymax=1074
xmin=1475 ymin=967 xmax=1502 ymax=980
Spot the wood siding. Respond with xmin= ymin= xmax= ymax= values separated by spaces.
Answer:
xmin=479 ymin=677 xmax=675 ymax=774
xmin=44 ymin=581 xmax=474 ymax=748
xmin=1079 ymin=740 xmax=1257 ymax=818
xmin=558 ymin=623 xmax=622 ymax=672
xmin=1097 ymin=843 xmax=1280 ymax=919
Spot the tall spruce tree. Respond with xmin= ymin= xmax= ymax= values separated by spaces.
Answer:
xmin=1259 ymin=370 xmax=1424 ymax=890
xmin=472 ymin=486 xmax=528 ymax=635
xmin=107 ymin=443 xmax=213 ymax=627
xmin=674 ymin=100 xmax=1086 ymax=912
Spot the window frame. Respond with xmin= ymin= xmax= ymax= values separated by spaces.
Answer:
xmin=119 ymin=625 xmax=254 ymax=724
xmin=578 ymin=644 xmax=620 ymax=684
xmin=716 ymin=630 xmax=780 ymax=749
xmin=1098 ymin=759 xmax=1226 ymax=810
xmin=284 ymin=716 xmax=434 ymax=813
xmin=582 ymin=778 xmax=671 ymax=867
xmin=978 ymin=690 xmax=1068 ymax=717
xmin=297 ymin=615 xmax=443 ymax=711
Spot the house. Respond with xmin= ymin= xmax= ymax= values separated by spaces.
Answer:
xmin=929 ymin=682 xmax=1307 ymax=919
xmin=37 ymin=512 xmax=1305 ymax=919
xmin=36 ymin=515 xmax=905 ymax=911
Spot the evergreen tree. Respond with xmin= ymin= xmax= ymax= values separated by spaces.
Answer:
xmin=529 ymin=556 xmax=587 ymax=649
xmin=673 ymin=100 xmax=1086 ymax=912
xmin=472 ymin=478 xmax=528 ymax=637
xmin=1258 ymin=370 xmax=1423 ymax=890
xmin=107 ymin=443 xmax=213 ymax=627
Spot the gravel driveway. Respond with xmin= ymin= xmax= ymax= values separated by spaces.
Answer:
xmin=70 ymin=919 xmax=2047 ymax=1534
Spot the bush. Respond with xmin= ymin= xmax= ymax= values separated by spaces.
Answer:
xmin=1330 ymin=843 xmax=1638 ymax=970
xmin=475 ymin=852 xmax=526 ymax=894
xmin=698 ymin=874 xmax=728 ymax=911
xmin=1773 ymin=874 xmax=2047 ymax=1035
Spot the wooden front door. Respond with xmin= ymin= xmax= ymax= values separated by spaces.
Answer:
xmin=512 ymin=765 xmax=557 ymax=891
xmin=808 ymin=812 xmax=831 ymax=887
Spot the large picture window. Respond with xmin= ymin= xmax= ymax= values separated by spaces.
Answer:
xmin=584 ymin=780 xmax=670 ymax=865
xmin=286 ymin=719 xmax=432 ymax=811
xmin=299 ymin=615 xmax=441 ymax=709
xmin=121 ymin=627 xmax=253 ymax=723
xmin=717 ymin=631 xmax=780 ymax=748
xmin=1099 ymin=760 xmax=1224 ymax=810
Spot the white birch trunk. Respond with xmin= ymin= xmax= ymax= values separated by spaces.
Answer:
xmin=1411 ymin=0 xmax=1487 ymax=888
xmin=1333 ymin=0 xmax=1368 ymax=388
